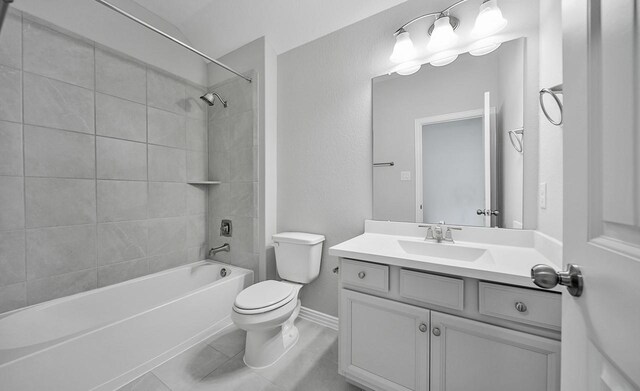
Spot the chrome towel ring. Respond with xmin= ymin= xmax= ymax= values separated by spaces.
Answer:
xmin=508 ymin=128 xmax=524 ymax=153
xmin=539 ymin=85 xmax=563 ymax=126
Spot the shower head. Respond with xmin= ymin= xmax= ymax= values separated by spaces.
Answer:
xmin=200 ymin=92 xmax=228 ymax=108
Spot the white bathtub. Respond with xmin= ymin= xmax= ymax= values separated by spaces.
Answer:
xmin=0 ymin=260 xmax=253 ymax=391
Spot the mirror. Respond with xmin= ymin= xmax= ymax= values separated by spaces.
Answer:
xmin=373 ymin=38 xmax=525 ymax=228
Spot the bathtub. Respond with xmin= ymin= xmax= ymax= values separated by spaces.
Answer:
xmin=0 ymin=260 xmax=253 ymax=391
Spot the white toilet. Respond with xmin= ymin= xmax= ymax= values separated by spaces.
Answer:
xmin=231 ymin=232 xmax=325 ymax=369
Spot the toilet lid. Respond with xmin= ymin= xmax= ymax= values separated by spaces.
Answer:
xmin=234 ymin=281 xmax=295 ymax=310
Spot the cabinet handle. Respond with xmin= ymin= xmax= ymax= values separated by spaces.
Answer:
xmin=358 ymin=271 xmax=366 ymax=279
xmin=432 ymin=327 xmax=441 ymax=336
xmin=419 ymin=323 xmax=428 ymax=333
xmin=514 ymin=301 xmax=528 ymax=313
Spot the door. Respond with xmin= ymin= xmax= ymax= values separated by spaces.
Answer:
xmin=561 ymin=0 xmax=640 ymax=389
xmin=430 ymin=312 xmax=560 ymax=391
xmin=339 ymin=289 xmax=429 ymax=391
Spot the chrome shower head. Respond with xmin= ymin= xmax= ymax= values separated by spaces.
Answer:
xmin=200 ymin=92 xmax=228 ymax=108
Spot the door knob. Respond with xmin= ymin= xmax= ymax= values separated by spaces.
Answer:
xmin=358 ymin=271 xmax=366 ymax=279
xmin=432 ymin=327 xmax=441 ymax=336
xmin=531 ymin=263 xmax=583 ymax=297
xmin=419 ymin=323 xmax=428 ymax=333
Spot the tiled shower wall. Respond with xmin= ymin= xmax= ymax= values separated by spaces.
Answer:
xmin=207 ymin=75 xmax=260 ymax=277
xmin=0 ymin=11 xmax=210 ymax=312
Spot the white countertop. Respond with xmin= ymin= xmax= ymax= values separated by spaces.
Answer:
xmin=329 ymin=221 xmax=563 ymax=291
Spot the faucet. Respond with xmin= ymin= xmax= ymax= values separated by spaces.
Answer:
xmin=419 ymin=223 xmax=462 ymax=243
xmin=209 ymin=243 xmax=230 ymax=258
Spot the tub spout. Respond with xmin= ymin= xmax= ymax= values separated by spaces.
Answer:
xmin=209 ymin=243 xmax=230 ymax=257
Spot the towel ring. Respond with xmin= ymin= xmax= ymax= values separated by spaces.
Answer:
xmin=508 ymin=128 xmax=524 ymax=153
xmin=539 ymin=86 xmax=563 ymax=126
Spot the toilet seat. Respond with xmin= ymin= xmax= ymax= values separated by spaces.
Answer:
xmin=233 ymin=281 xmax=298 ymax=315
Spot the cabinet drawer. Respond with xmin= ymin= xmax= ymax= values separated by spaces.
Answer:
xmin=478 ymin=282 xmax=561 ymax=330
xmin=341 ymin=259 xmax=389 ymax=293
xmin=400 ymin=269 xmax=464 ymax=311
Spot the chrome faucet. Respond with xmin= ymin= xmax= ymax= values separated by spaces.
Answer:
xmin=209 ymin=243 xmax=230 ymax=258
xmin=419 ymin=224 xmax=462 ymax=243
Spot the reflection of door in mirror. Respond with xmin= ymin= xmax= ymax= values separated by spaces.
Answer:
xmin=415 ymin=101 xmax=495 ymax=227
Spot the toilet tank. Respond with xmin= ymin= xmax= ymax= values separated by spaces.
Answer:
xmin=272 ymin=232 xmax=325 ymax=283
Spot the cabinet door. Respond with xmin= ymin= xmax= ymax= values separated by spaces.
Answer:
xmin=340 ymin=289 xmax=429 ymax=391
xmin=430 ymin=312 xmax=561 ymax=391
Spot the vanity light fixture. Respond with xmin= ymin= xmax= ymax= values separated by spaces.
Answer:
xmin=390 ymin=28 xmax=417 ymax=63
xmin=389 ymin=0 xmax=508 ymax=74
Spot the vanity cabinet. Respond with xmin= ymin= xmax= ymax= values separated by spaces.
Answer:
xmin=339 ymin=259 xmax=561 ymax=391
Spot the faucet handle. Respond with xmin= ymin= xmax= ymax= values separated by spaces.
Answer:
xmin=418 ymin=225 xmax=435 ymax=240
xmin=444 ymin=226 xmax=462 ymax=242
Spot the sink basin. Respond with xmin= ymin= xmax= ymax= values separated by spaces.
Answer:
xmin=397 ymin=240 xmax=489 ymax=262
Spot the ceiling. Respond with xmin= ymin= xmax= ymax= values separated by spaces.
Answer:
xmin=130 ymin=0 xmax=407 ymax=59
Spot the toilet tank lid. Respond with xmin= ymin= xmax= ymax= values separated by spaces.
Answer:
xmin=272 ymin=232 xmax=325 ymax=245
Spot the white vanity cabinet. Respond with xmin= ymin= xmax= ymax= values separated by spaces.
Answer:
xmin=338 ymin=259 xmax=561 ymax=391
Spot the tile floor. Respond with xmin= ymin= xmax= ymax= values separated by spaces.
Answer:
xmin=117 ymin=318 xmax=361 ymax=391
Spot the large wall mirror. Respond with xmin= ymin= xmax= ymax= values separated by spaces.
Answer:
xmin=373 ymin=38 xmax=525 ymax=228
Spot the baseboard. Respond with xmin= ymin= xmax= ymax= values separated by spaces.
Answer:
xmin=299 ymin=306 xmax=338 ymax=331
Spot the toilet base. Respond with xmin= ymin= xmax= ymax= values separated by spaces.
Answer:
xmin=243 ymin=300 xmax=301 ymax=369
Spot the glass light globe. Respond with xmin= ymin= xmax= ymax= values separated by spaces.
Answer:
xmin=390 ymin=29 xmax=417 ymax=64
xmin=429 ymin=51 xmax=459 ymax=67
xmin=469 ymin=39 xmax=502 ymax=56
xmin=396 ymin=61 xmax=422 ymax=75
xmin=472 ymin=0 xmax=507 ymax=38
xmin=428 ymin=16 xmax=458 ymax=51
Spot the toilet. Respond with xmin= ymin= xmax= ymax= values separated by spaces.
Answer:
xmin=231 ymin=232 xmax=325 ymax=369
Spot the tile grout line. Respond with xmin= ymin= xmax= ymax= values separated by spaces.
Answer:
xmin=20 ymin=11 xmax=27 ymax=305
xmin=93 ymin=40 xmax=99 ymax=288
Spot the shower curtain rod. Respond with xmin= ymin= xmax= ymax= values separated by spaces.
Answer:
xmin=93 ymin=0 xmax=252 ymax=83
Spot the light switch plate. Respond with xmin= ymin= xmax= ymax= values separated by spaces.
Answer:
xmin=539 ymin=183 xmax=547 ymax=209
xmin=400 ymin=171 xmax=411 ymax=181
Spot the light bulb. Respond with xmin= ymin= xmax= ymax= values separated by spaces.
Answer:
xmin=396 ymin=61 xmax=422 ymax=76
xmin=389 ymin=29 xmax=417 ymax=64
xmin=469 ymin=39 xmax=502 ymax=56
xmin=428 ymin=16 xmax=458 ymax=52
xmin=429 ymin=51 xmax=458 ymax=67
xmin=472 ymin=0 xmax=507 ymax=38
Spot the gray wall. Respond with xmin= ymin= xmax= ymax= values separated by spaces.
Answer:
xmin=0 ymin=11 xmax=209 ymax=313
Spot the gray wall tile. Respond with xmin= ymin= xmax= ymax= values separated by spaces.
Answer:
xmin=25 ymin=177 xmax=95 ymax=228
xmin=96 ymin=136 xmax=147 ymax=180
xmin=188 ymin=246 xmax=207 ymax=262
xmin=26 ymin=224 xmax=97 ymax=280
xmin=187 ymin=151 xmax=208 ymax=182
xmin=96 ymin=93 xmax=146 ymax=142
xmin=187 ymin=185 xmax=207 ymax=215
xmin=229 ymin=146 xmax=256 ymax=182
xmin=228 ymin=110 xmax=253 ymax=150
xmin=23 ymin=19 xmax=94 ymax=88
xmin=0 ymin=176 xmax=24 ymax=231
xmin=147 ymin=68 xmax=185 ymax=114
xmin=148 ymin=182 xmax=186 ymax=218
xmin=148 ymin=249 xmax=187 ymax=273
xmin=209 ymin=183 xmax=230 ymax=216
xmin=187 ymin=118 xmax=207 ymax=151
xmin=0 ymin=65 xmax=22 ymax=123
xmin=97 ymin=221 xmax=148 ymax=266
xmin=27 ymin=269 xmax=96 ymax=305
xmin=97 ymin=180 xmax=148 ymax=222
xmin=0 ymin=230 xmax=25 ymax=286
xmin=97 ymin=258 xmax=149 ymax=287
xmin=208 ymin=148 xmax=229 ymax=182
xmin=229 ymin=182 xmax=254 ymax=218
xmin=95 ymin=47 xmax=146 ymax=104
xmin=0 ymin=282 xmax=26 ymax=313
xmin=148 ymin=145 xmax=186 ymax=182
xmin=24 ymin=125 xmax=95 ymax=178
xmin=0 ymin=120 xmax=23 ymax=176
xmin=24 ymin=72 xmax=94 ymax=134
xmin=148 ymin=217 xmax=186 ymax=256
xmin=148 ymin=107 xmax=186 ymax=148
xmin=187 ymin=214 xmax=207 ymax=247
xmin=0 ymin=10 xmax=21 ymax=69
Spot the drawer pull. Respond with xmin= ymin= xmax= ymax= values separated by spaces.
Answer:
xmin=432 ymin=327 xmax=441 ymax=336
xmin=358 ymin=271 xmax=366 ymax=279
xmin=418 ymin=323 xmax=428 ymax=333
xmin=514 ymin=301 xmax=528 ymax=313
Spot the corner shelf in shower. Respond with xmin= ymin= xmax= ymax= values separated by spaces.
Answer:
xmin=187 ymin=181 xmax=222 ymax=185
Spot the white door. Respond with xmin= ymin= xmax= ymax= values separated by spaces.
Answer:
xmin=560 ymin=0 xmax=640 ymax=389
xmin=339 ymin=289 xmax=430 ymax=391
xmin=430 ymin=312 xmax=560 ymax=391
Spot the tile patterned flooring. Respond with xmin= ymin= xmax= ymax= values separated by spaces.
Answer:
xmin=117 ymin=319 xmax=361 ymax=391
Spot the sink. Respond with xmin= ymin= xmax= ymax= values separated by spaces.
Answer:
xmin=397 ymin=240 xmax=489 ymax=262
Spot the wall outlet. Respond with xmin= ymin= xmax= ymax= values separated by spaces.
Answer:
xmin=400 ymin=171 xmax=411 ymax=181
xmin=539 ymin=183 xmax=547 ymax=209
